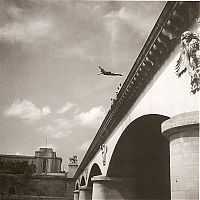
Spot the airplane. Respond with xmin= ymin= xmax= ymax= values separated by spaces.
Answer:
xmin=97 ymin=66 xmax=123 ymax=76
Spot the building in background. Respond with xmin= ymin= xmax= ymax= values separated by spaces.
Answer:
xmin=35 ymin=147 xmax=62 ymax=174
xmin=0 ymin=148 xmax=78 ymax=200
xmin=0 ymin=147 xmax=62 ymax=175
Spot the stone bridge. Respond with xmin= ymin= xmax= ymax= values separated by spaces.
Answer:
xmin=74 ymin=2 xmax=199 ymax=200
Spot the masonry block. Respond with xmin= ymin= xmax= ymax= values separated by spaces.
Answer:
xmin=162 ymin=111 xmax=199 ymax=200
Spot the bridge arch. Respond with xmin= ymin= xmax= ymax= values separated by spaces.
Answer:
xmin=80 ymin=176 xmax=86 ymax=186
xmin=75 ymin=182 xmax=79 ymax=190
xmin=87 ymin=163 xmax=102 ymax=187
xmin=106 ymin=114 xmax=170 ymax=199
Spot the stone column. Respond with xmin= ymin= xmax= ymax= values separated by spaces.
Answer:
xmin=91 ymin=175 xmax=136 ymax=200
xmin=79 ymin=186 xmax=92 ymax=200
xmin=162 ymin=111 xmax=199 ymax=200
xmin=73 ymin=190 xmax=79 ymax=200
xmin=68 ymin=163 xmax=79 ymax=178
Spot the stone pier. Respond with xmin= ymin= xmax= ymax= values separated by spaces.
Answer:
xmin=91 ymin=175 xmax=135 ymax=200
xmin=79 ymin=186 xmax=92 ymax=200
xmin=73 ymin=190 xmax=79 ymax=200
xmin=162 ymin=111 xmax=199 ymax=200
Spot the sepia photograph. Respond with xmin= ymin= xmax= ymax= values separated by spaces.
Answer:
xmin=0 ymin=1 xmax=199 ymax=199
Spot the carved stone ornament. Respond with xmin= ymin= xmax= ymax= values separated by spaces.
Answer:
xmin=100 ymin=144 xmax=108 ymax=166
xmin=175 ymin=22 xmax=200 ymax=94
xmin=69 ymin=155 xmax=78 ymax=164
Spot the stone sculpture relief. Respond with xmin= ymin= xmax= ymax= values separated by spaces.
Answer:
xmin=100 ymin=144 xmax=107 ymax=166
xmin=175 ymin=21 xmax=200 ymax=94
xmin=69 ymin=155 xmax=78 ymax=164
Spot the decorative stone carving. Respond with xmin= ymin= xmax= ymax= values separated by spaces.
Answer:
xmin=69 ymin=155 xmax=78 ymax=164
xmin=100 ymin=144 xmax=107 ymax=166
xmin=175 ymin=24 xmax=200 ymax=94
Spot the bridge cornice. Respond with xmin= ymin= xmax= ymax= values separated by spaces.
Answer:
xmin=74 ymin=1 xmax=199 ymax=179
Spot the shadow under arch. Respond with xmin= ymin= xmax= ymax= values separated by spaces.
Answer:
xmin=75 ymin=182 xmax=79 ymax=190
xmin=107 ymin=114 xmax=170 ymax=199
xmin=80 ymin=176 xmax=86 ymax=186
xmin=87 ymin=163 xmax=102 ymax=187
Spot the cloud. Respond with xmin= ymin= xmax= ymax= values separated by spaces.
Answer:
xmin=78 ymin=139 xmax=92 ymax=151
xmin=104 ymin=10 xmax=120 ymax=42
xmin=0 ymin=19 xmax=53 ymax=44
xmin=39 ymin=118 xmax=73 ymax=138
xmin=76 ymin=106 xmax=106 ymax=128
xmin=42 ymin=107 xmax=51 ymax=115
xmin=104 ymin=5 xmax=160 ymax=42
xmin=57 ymin=102 xmax=76 ymax=114
xmin=4 ymin=99 xmax=51 ymax=122
xmin=0 ymin=1 xmax=56 ymax=44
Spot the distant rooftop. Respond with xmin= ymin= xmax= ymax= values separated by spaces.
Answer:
xmin=38 ymin=147 xmax=53 ymax=153
xmin=0 ymin=147 xmax=61 ymax=160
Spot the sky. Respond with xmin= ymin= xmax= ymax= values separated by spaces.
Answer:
xmin=0 ymin=0 xmax=166 ymax=171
